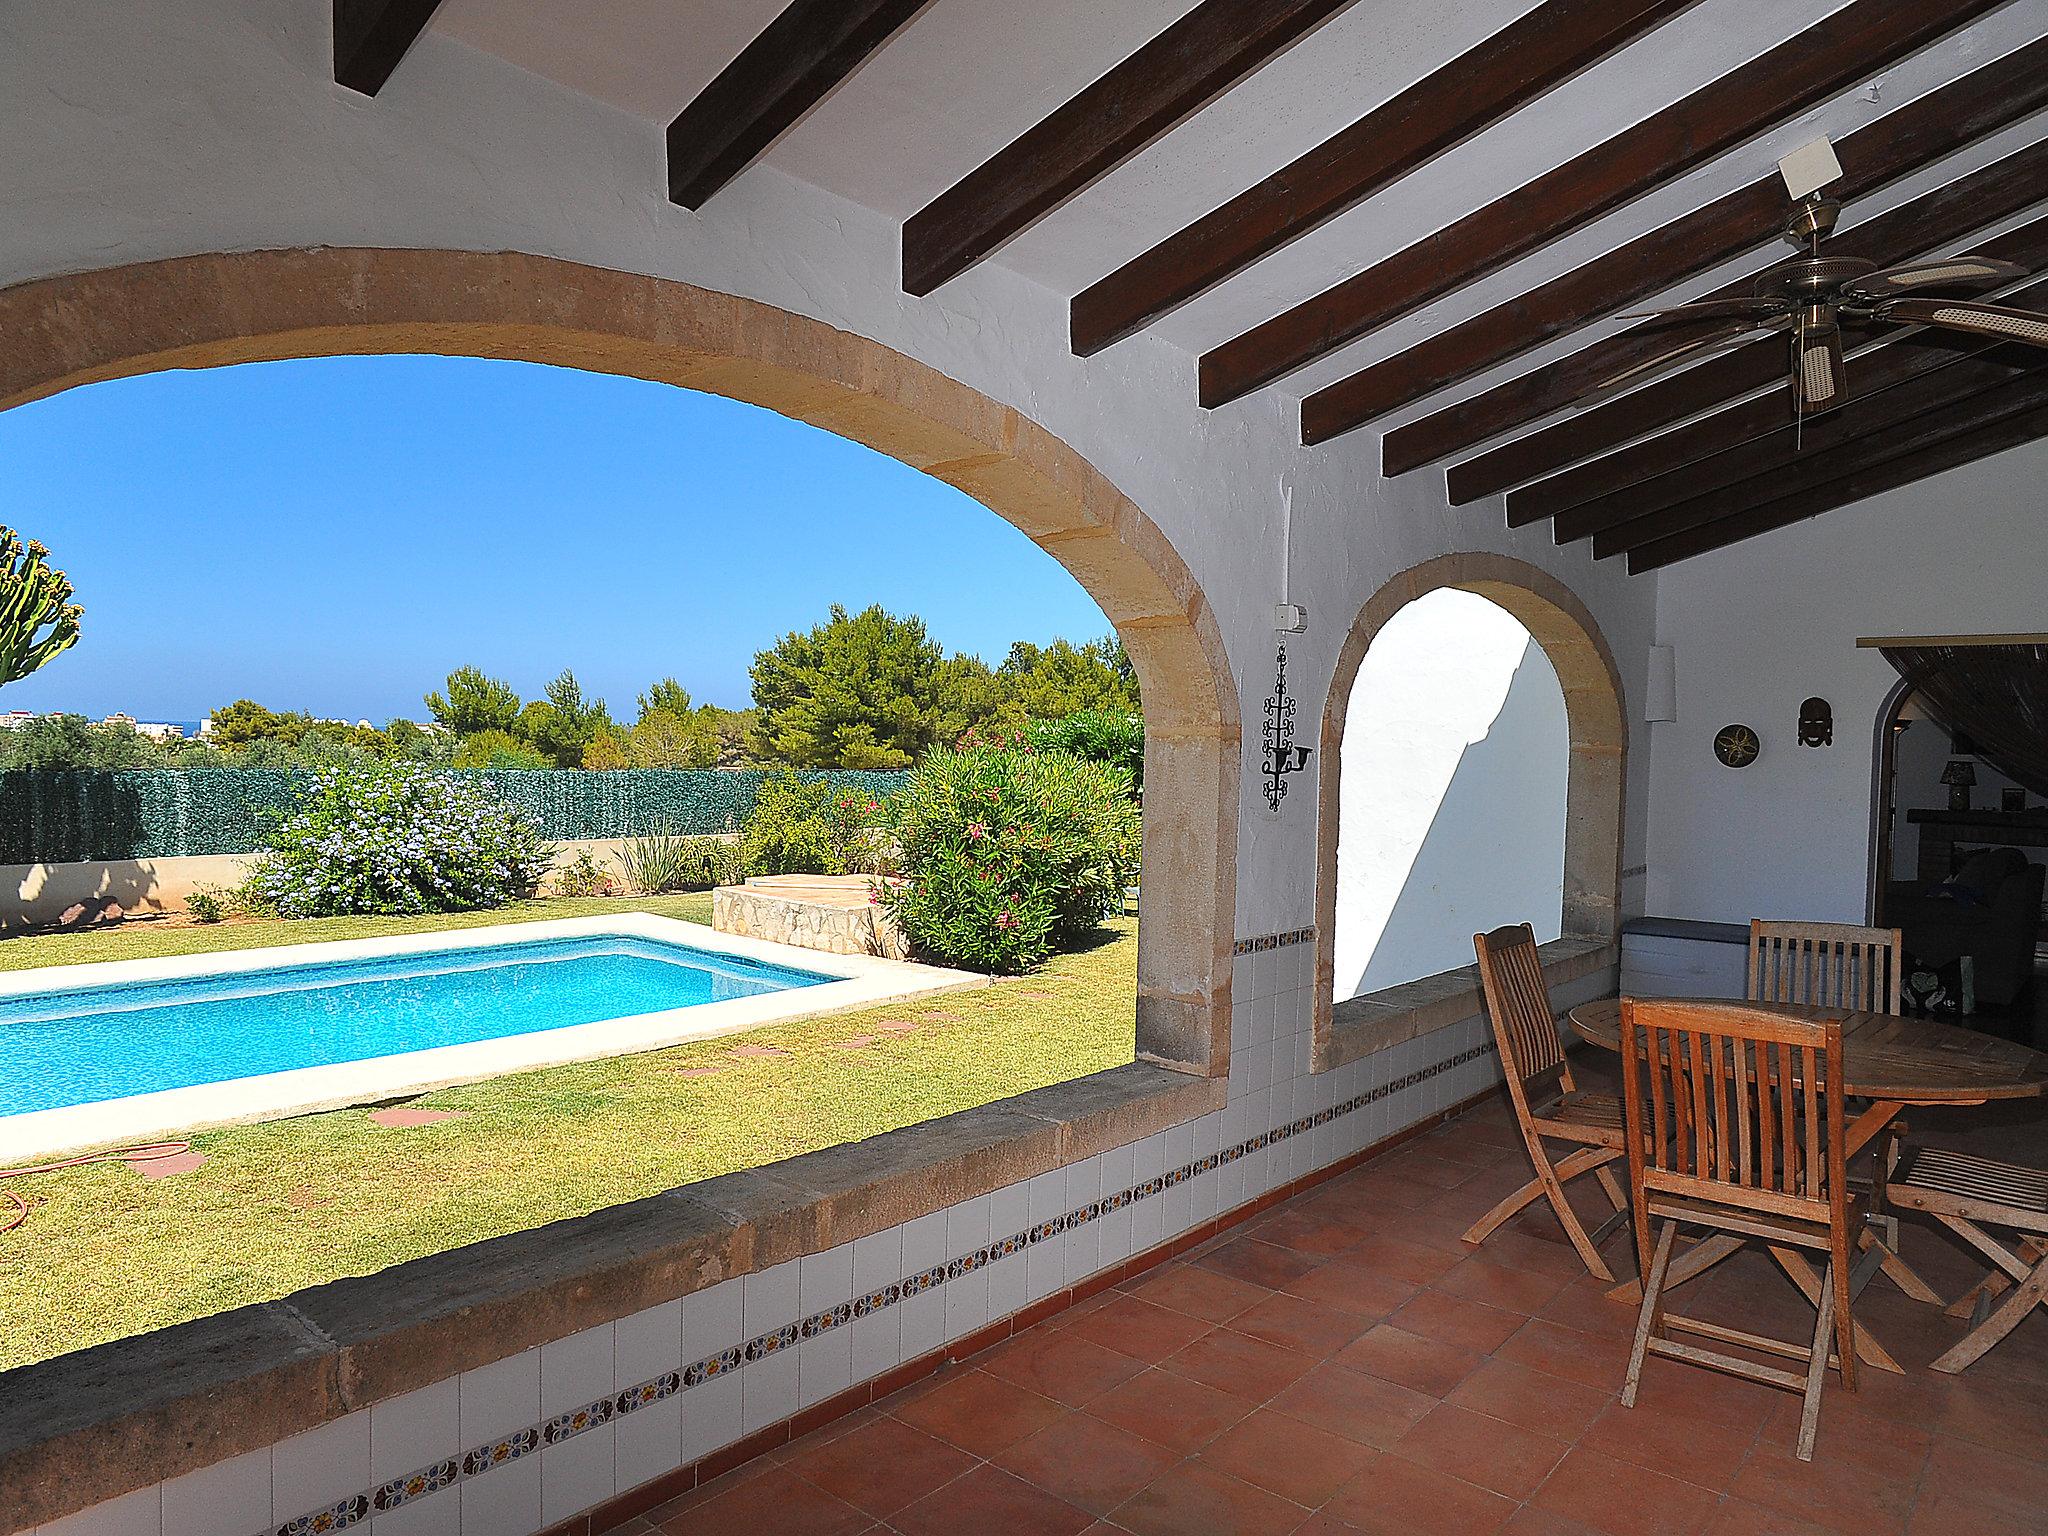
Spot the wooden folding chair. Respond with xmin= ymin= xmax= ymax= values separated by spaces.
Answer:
xmin=1884 ymin=1146 xmax=2048 ymax=1373
xmin=1748 ymin=919 xmax=1904 ymax=1013
xmin=1462 ymin=923 xmax=1629 ymax=1281
xmin=1620 ymin=999 xmax=1860 ymax=1462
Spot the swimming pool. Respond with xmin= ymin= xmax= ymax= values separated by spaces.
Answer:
xmin=0 ymin=914 xmax=979 ymax=1161
xmin=0 ymin=934 xmax=832 ymax=1118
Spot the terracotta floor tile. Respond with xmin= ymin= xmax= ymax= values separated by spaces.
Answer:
xmin=1383 ymin=1151 xmax=1478 ymax=1190
xmin=1728 ymin=1434 xmax=1922 ymax=1536
xmin=888 ymin=1464 xmax=1095 ymax=1536
xmin=1109 ymin=1458 xmax=1312 ymax=1536
xmin=982 ymin=1326 xmax=1149 ymax=1407
xmin=1267 ymin=1362 xmax=1437 ymax=1449
xmin=1088 ymin=1366 xmax=1257 ymax=1453
xmin=1483 ymin=1227 xmax=1615 ymax=1283
xmin=1386 ymin=1289 xmax=1524 ymax=1355
xmin=1696 ymin=1499 xmax=1847 ymax=1536
xmin=1162 ymin=1326 xmax=1320 ymax=1403
xmin=781 ymin=1415 xmax=977 ymax=1518
xmin=1254 ymin=1207 xmax=1376 ymax=1258
xmin=660 ymin=1463 xmax=868 ymax=1536
xmin=1339 ymin=1235 xmax=1461 ymax=1286
xmin=1501 ymin=1508 xmax=1608 ymax=1536
xmin=1200 ymin=1407 xmax=1374 ymax=1507
xmin=1447 ymin=1357 xmax=1612 ymax=1439
xmin=1496 ymin=1318 xmax=1634 ymax=1393
xmin=1334 ymin=1323 xmax=1485 ymax=1398
xmin=994 ymin=1410 xmax=1181 ymax=1515
xmin=1577 ymin=1398 xmax=1760 ymax=1493
xmin=1230 ymin=1291 xmax=1374 ymax=1358
xmin=1435 ymin=1254 xmax=1574 ymax=1315
xmin=1391 ymin=1401 xmax=1570 ymax=1499
xmin=1196 ymin=1237 xmax=1325 ymax=1290
xmin=1126 ymin=1262 xmax=1273 ymax=1323
xmin=1321 ymin=1451 xmax=1516 ymax=1536
xmin=1909 ymin=1487 xmax=2048 ymax=1536
xmin=891 ymin=1367 xmax=1068 ymax=1458
xmin=1620 ymin=1355 xmax=1776 ymax=1434
xmin=1536 ymin=1278 xmax=1642 ymax=1340
xmin=1281 ymin=1261 xmax=1420 ymax=1320
xmin=1918 ymin=1431 xmax=2048 ymax=1525
xmin=1066 ymin=1294 xmax=1215 ymax=1363
xmin=1527 ymin=1445 xmax=1720 ymax=1536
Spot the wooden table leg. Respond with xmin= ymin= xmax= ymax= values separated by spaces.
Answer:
xmin=1770 ymin=1245 xmax=1904 ymax=1375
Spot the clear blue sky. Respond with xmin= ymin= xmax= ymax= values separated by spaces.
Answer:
xmin=0 ymin=355 xmax=1114 ymax=724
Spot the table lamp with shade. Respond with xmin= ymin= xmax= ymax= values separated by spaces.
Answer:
xmin=1941 ymin=758 xmax=1977 ymax=811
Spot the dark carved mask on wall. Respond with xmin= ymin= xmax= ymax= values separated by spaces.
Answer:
xmin=1799 ymin=696 xmax=1833 ymax=748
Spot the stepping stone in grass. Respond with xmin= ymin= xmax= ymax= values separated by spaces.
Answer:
xmin=727 ymin=1043 xmax=790 ymax=1059
xmin=129 ymin=1150 xmax=206 ymax=1179
xmin=834 ymin=1035 xmax=876 ymax=1050
xmin=368 ymin=1107 xmax=466 ymax=1128
xmin=671 ymin=1066 xmax=726 ymax=1078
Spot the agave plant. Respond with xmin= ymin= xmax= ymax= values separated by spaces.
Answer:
xmin=0 ymin=528 xmax=83 ymax=689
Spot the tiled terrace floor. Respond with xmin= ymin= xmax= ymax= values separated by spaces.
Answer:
xmin=631 ymin=1073 xmax=2048 ymax=1536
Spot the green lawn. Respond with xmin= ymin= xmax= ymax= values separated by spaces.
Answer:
xmin=0 ymin=901 xmax=1136 ymax=1372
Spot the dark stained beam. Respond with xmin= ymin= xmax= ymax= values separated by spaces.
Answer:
xmin=1394 ymin=133 xmax=2048 ymax=477
xmin=1587 ymin=345 xmax=2048 ymax=556
xmin=1626 ymin=390 xmax=2048 ymax=571
xmin=1302 ymin=37 xmax=2048 ymax=445
xmin=1198 ymin=0 xmax=2003 ymax=410
xmin=333 ymin=0 xmax=446 ymax=96
xmin=905 ymin=0 xmax=1357 ymax=297
xmin=1067 ymin=0 xmax=1695 ymax=355
xmin=1527 ymin=274 xmax=2048 ymax=537
xmin=1439 ymin=150 xmax=2048 ymax=503
xmin=668 ymin=0 xmax=933 ymax=210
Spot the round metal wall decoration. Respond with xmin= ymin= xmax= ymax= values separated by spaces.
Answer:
xmin=1714 ymin=723 xmax=1762 ymax=769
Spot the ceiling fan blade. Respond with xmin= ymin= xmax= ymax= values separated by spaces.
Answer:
xmin=1579 ymin=318 xmax=1786 ymax=404
xmin=1843 ymin=257 xmax=2029 ymax=303
xmin=1612 ymin=297 xmax=1790 ymax=325
xmin=1875 ymin=297 xmax=2048 ymax=347
xmin=1794 ymin=315 xmax=1847 ymax=415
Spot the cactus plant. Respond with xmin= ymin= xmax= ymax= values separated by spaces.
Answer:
xmin=0 ymin=528 xmax=82 ymax=689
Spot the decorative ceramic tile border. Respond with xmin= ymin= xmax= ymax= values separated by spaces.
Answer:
xmin=1232 ymin=927 xmax=1315 ymax=955
xmin=260 ymin=1034 xmax=1496 ymax=1535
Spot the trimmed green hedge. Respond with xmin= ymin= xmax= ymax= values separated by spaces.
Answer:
xmin=0 ymin=769 xmax=908 ymax=864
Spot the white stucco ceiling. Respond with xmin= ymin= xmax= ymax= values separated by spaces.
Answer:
xmin=429 ymin=0 xmax=2045 ymax=417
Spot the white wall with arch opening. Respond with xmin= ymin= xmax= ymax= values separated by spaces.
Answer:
xmin=1333 ymin=588 xmax=1570 ymax=999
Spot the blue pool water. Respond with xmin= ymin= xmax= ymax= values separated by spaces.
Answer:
xmin=0 ymin=935 xmax=833 ymax=1117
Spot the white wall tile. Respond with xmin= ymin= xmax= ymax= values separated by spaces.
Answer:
xmin=943 ymin=1263 xmax=988 ymax=1343
xmin=849 ymin=1300 xmax=901 ymax=1383
xmin=162 ymin=1447 xmax=268 ymax=1536
xmin=986 ymin=1246 xmax=1027 ymax=1320
xmin=898 ymin=1283 xmax=945 ymax=1360
xmin=988 ymin=1179 xmax=1030 ymax=1245
xmin=1063 ymin=1209 xmax=1101 ymax=1285
xmin=371 ymin=1378 xmax=461 ymax=1488
xmin=612 ymin=1395 xmax=683 ymax=1500
xmin=682 ymin=1277 xmax=743 ymax=1362
xmin=1132 ymin=1132 xmax=1165 ymax=1185
xmin=272 ymin=1409 xmax=371 ymax=1523
xmin=853 ymin=1227 xmax=902 ymax=1297
xmin=900 ymin=1211 xmax=946 ymax=1278
xmin=946 ymin=1195 xmax=989 ymax=1262
xmin=743 ymin=1259 xmax=799 ymax=1338
xmin=539 ymin=1424 xmax=614 ymax=1526
xmin=369 ymin=1481 xmax=459 ymax=1536
xmin=680 ymin=1373 xmax=741 ymax=1464
xmin=459 ymin=1454 xmax=540 ymax=1536
xmin=541 ymin=1323 xmax=615 ymax=1419
xmin=39 ymin=1486 xmax=160 ymax=1536
xmin=614 ymin=1299 xmax=683 ymax=1386
xmin=1189 ymin=1168 xmax=1220 ymax=1225
xmin=741 ymin=1346 xmax=798 ymax=1435
xmin=798 ymin=1321 xmax=852 ymax=1408
xmin=799 ymin=1243 xmax=855 ymax=1316
xmin=460 ymin=1349 xmax=540 ymax=1450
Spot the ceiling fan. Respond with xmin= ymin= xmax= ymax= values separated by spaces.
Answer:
xmin=1594 ymin=193 xmax=2048 ymax=416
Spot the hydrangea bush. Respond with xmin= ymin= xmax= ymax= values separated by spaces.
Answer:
xmin=244 ymin=762 xmax=552 ymax=918
xmin=879 ymin=737 xmax=1139 ymax=973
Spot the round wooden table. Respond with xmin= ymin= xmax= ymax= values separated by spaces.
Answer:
xmin=1566 ymin=997 xmax=2048 ymax=1372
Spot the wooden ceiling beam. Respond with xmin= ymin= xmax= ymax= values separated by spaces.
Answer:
xmin=668 ymin=0 xmax=932 ymax=210
xmin=1302 ymin=36 xmax=2048 ymax=446
xmin=1441 ymin=149 xmax=2048 ymax=504
xmin=904 ymin=0 xmax=1356 ymax=297
xmin=1517 ymin=275 xmax=2048 ymax=532
xmin=1586 ymin=346 xmax=2048 ymax=556
xmin=1626 ymin=391 xmax=2048 ymax=571
xmin=1066 ymin=0 xmax=1693 ymax=355
xmin=333 ymin=0 xmax=446 ymax=96
xmin=1196 ymin=0 xmax=2003 ymax=410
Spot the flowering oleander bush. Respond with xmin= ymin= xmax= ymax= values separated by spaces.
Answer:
xmin=741 ymin=769 xmax=895 ymax=876
xmin=879 ymin=740 xmax=1138 ymax=973
xmin=243 ymin=762 xmax=552 ymax=918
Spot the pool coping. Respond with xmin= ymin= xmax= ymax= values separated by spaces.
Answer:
xmin=0 ymin=914 xmax=987 ymax=1164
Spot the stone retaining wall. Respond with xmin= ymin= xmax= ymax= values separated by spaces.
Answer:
xmin=711 ymin=876 xmax=909 ymax=960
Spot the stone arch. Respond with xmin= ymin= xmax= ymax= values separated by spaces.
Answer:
xmin=1312 ymin=553 xmax=1626 ymax=1055
xmin=0 ymin=247 xmax=1238 ymax=1072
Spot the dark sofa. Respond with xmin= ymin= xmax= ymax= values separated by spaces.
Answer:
xmin=1887 ymin=846 xmax=2046 ymax=1008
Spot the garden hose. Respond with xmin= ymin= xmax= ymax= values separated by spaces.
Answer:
xmin=0 ymin=1141 xmax=192 ymax=1233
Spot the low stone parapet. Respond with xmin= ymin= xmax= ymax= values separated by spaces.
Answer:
xmin=712 ymin=874 xmax=910 ymax=960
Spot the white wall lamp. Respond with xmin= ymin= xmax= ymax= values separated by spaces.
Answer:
xmin=1645 ymin=644 xmax=1678 ymax=723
